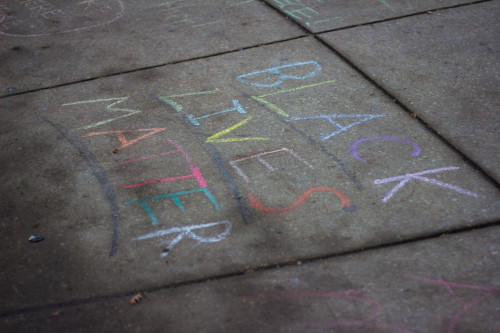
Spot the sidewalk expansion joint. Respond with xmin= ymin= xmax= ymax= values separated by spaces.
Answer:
xmin=2 ymin=220 xmax=498 ymax=319
xmin=311 ymin=0 xmax=494 ymax=34
xmin=0 ymin=35 xmax=307 ymax=99
xmin=259 ymin=0 xmax=493 ymax=35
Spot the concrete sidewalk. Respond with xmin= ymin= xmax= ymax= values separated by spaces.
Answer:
xmin=1 ymin=1 xmax=499 ymax=332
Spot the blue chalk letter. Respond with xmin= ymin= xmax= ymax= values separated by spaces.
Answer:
xmin=236 ymin=61 xmax=321 ymax=87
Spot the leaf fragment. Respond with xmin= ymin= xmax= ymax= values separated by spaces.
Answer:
xmin=129 ymin=293 xmax=143 ymax=305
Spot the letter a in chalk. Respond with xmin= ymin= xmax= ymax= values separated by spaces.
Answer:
xmin=206 ymin=117 xmax=269 ymax=143
xmin=82 ymin=128 xmax=166 ymax=150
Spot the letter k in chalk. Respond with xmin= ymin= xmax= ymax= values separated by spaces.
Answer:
xmin=373 ymin=167 xmax=480 ymax=203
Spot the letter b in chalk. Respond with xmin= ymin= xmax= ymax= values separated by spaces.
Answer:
xmin=236 ymin=61 xmax=321 ymax=87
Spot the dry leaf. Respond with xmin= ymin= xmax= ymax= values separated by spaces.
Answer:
xmin=410 ymin=113 xmax=417 ymax=119
xmin=129 ymin=293 xmax=142 ymax=305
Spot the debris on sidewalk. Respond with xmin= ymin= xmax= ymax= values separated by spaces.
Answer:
xmin=129 ymin=293 xmax=143 ymax=305
xmin=28 ymin=235 xmax=44 ymax=243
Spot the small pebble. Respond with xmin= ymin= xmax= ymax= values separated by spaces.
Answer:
xmin=28 ymin=234 xmax=44 ymax=242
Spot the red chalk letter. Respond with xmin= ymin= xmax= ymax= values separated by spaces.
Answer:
xmin=249 ymin=186 xmax=351 ymax=217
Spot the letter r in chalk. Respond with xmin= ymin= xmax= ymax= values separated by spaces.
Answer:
xmin=236 ymin=61 xmax=321 ymax=87
xmin=133 ymin=220 xmax=232 ymax=258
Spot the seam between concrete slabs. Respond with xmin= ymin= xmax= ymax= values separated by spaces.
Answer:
xmin=2 ymin=220 xmax=499 ymax=318
xmin=0 ymin=35 xmax=309 ymax=99
xmin=0 ymin=0 xmax=492 ymax=99
xmin=271 ymin=0 xmax=494 ymax=35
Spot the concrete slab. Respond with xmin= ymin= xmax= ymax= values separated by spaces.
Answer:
xmin=1 ymin=37 xmax=499 ymax=313
xmin=0 ymin=0 xmax=304 ymax=95
xmin=320 ymin=2 xmax=500 ymax=182
xmin=2 ymin=226 xmax=499 ymax=332
xmin=263 ymin=0 xmax=473 ymax=33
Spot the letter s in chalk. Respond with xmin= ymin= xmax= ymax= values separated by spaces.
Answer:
xmin=248 ymin=186 xmax=352 ymax=217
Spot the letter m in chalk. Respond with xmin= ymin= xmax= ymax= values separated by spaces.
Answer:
xmin=236 ymin=61 xmax=321 ymax=87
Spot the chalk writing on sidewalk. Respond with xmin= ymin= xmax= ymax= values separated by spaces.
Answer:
xmin=63 ymin=97 xmax=142 ymax=130
xmin=229 ymin=147 xmax=314 ymax=183
xmin=242 ymin=276 xmax=498 ymax=331
xmin=205 ymin=117 xmax=269 ymax=143
xmin=407 ymin=276 xmax=500 ymax=333
xmin=373 ymin=167 xmax=480 ymax=203
xmin=159 ymin=0 xmax=254 ymax=29
xmin=122 ymin=139 xmax=207 ymax=189
xmin=187 ymin=99 xmax=247 ymax=126
xmin=46 ymin=55 xmax=485 ymax=258
xmin=152 ymin=92 xmax=250 ymax=225
xmin=133 ymin=220 xmax=232 ymax=258
xmin=243 ymin=289 xmax=410 ymax=332
xmin=249 ymin=186 xmax=351 ymax=217
xmin=348 ymin=136 xmax=420 ymax=162
xmin=82 ymin=128 xmax=166 ymax=151
xmin=378 ymin=0 xmax=397 ymax=13
xmin=159 ymin=89 xmax=220 ymax=114
xmin=269 ymin=0 xmax=343 ymax=27
xmin=0 ymin=0 xmax=125 ymax=37
xmin=251 ymin=80 xmax=335 ymax=117
xmin=123 ymin=139 xmax=219 ymax=225
xmin=287 ymin=114 xmax=385 ymax=140
xmin=236 ymin=61 xmax=321 ymax=87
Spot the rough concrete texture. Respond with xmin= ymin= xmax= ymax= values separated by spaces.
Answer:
xmin=1 ymin=36 xmax=499 ymax=313
xmin=320 ymin=1 xmax=500 ymax=182
xmin=1 ymin=1 xmax=499 ymax=332
xmin=0 ymin=0 xmax=303 ymax=95
xmin=2 ymin=226 xmax=499 ymax=332
xmin=263 ymin=0 xmax=474 ymax=32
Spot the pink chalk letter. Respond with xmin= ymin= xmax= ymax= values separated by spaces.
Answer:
xmin=408 ymin=275 xmax=500 ymax=333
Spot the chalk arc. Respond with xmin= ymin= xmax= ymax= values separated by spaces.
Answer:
xmin=348 ymin=136 xmax=421 ymax=162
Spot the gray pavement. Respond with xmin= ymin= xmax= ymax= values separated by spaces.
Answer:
xmin=1 ymin=1 xmax=499 ymax=332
